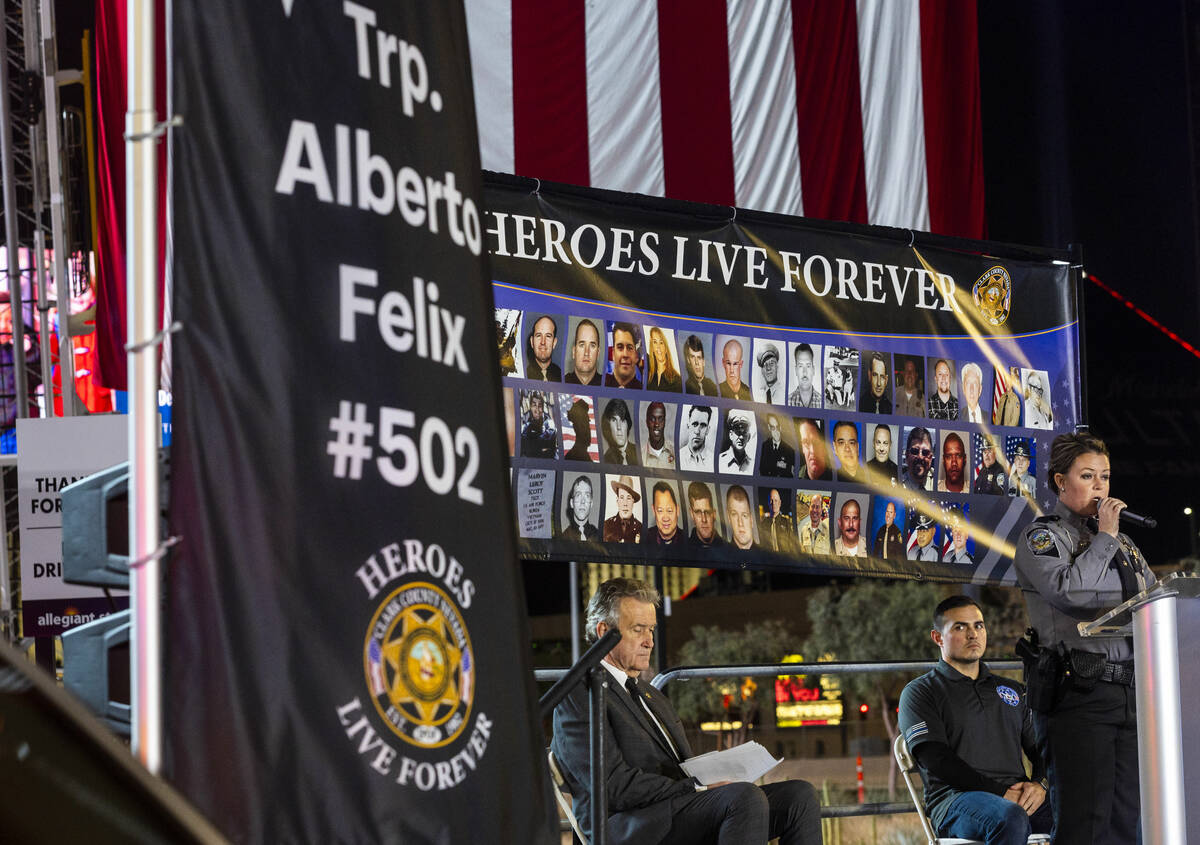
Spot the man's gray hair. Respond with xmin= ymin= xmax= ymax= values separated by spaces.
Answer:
xmin=961 ymin=361 xmax=982 ymax=384
xmin=584 ymin=577 xmax=660 ymax=642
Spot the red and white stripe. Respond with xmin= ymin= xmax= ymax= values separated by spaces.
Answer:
xmin=992 ymin=365 xmax=1010 ymax=415
xmin=465 ymin=0 xmax=983 ymax=238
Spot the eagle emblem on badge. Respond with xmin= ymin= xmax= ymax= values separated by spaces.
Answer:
xmin=972 ymin=265 xmax=1012 ymax=326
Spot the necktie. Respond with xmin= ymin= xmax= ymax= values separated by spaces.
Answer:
xmin=766 ymin=387 xmax=772 ymax=403
xmin=625 ymin=677 xmax=676 ymax=756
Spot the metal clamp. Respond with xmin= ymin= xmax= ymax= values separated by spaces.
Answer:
xmin=124 ymin=114 xmax=184 ymax=142
xmin=125 ymin=320 xmax=182 ymax=353
xmin=128 ymin=535 xmax=181 ymax=571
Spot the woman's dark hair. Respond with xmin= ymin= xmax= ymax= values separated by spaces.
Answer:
xmin=1047 ymin=431 xmax=1109 ymax=495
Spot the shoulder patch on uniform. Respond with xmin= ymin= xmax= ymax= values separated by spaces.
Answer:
xmin=1027 ymin=527 xmax=1059 ymax=557
xmin=1033 ymin=514 xmax=1060 ymax=524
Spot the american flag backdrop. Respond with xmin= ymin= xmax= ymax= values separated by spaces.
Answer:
xmin=560 ymin=394 xmax=601 ymax=460
xmin=970 ymin=430 xmax=989 ymax=481
xmin=465 ymin=0 xmax=984 ymax=238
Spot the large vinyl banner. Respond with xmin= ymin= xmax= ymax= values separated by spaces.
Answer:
xmin=488 ymin=175 xmax=1081 ymax=584
xmin=166 ymin=4 xmax=555 ymax=842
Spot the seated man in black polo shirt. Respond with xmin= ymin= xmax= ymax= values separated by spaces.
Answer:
xmin=898 ymin=596 xmax=1051 ymax=845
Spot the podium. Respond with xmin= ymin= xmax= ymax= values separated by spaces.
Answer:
xmin=1080 ymin=571 xmax=1200 ymax=845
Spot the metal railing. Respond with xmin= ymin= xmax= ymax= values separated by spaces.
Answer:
xmin=537 ymin=658 xmax=1025 ymax=822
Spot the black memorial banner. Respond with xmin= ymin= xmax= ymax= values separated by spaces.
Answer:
xmin=166 ymin=4 xmax=555 ymax=842
xmin=487 ymin=174 xmax=1081 ymax=585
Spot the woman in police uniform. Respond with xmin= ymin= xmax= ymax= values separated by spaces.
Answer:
xmin=1012 ymin=431 xmax=1154 ymax=845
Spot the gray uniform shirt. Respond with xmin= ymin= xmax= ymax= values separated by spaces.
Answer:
xmin=1012 ymin=499 xmax=1155 ymax=661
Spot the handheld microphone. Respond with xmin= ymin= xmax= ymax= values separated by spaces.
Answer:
xmin=1093 ymin=498 xmax=1157 ymax=529
xmin=1119 ymin=510 xmax=1157 ymax=529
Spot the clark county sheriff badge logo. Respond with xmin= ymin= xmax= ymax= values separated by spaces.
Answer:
xmin=972 ymin=265 xmax=1012 ymax=326
xmin=364 ymin=581 xmax=474 ymax=748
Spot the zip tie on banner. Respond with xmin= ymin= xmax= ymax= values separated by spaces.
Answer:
xmin=124 ymin=114 xmax=184 ymax=143
xmin=906 ymin=229 xmax=916 ymax=248
xmin=125 ymin=320 xmax=182 ymax=353
xmin=729 ymin=206 xmax=737 ymax=222
xmin=128 ymin=535 xmax=182 ymax=571
xmin=531 ymin=177 xmax=541 ymax=195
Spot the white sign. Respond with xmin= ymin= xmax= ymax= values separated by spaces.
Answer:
xmin=17 ymin=415 xmax=130 ymax=610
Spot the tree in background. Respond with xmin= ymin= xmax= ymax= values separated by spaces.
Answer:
xmin=804 ymin=579 xmax=941 ymax=798
xmin=670 ymin=619 xmax=795 ymax=750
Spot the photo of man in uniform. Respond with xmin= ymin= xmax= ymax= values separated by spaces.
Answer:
xmin=600 ymin=398 xmax=640 ymax=466
xmin=797 ymin=493 xmax=831 ymax=556
xmin=681 ymin=333 xmax=718 ymax=396
xmin=860 ymin=351 xmax=893 ymax=414
xmin=1022 ymin=369 xmax=1053 ymax=429
xmin=960 ymin=362 xmax=986 ymax=423
xmin=679 ymin=405 xmax=715 ymax=472
xmin=972 ymin=435 xmax=1004 ymax=495
xmin=927 ymin=359 xmax=958 ymax=420
xmin=520 ymin=391 xmax=558 ymax=458
xmin=558 ymin=474 xmax=600 ymax=542
xmin=758 ymin=487 xmax=796 ymax=554
xmin=787 ymin=342 xmax=822 ymax=408
xmin=943 ymin=510 xmax=973 ymax=564
xmin=724 ymin=485 xmax=758 ymax=550
xmin=907 ymin=512 xmax=940 ymax=561
xmin=641 ymin=401 xmax=675 ymax=468
xmin=717 ymin=336 xmax=752 ymax=400
xmin=866 ymin=423 xmax=899 ymax=486
xmin=687 ymin=481 xmax=724 ymax=548
xmin=993 ymin=365 xmax=1022 ymax=426
xmin=525 ymin=314 xmax=562 ymax=381
xmin=936 ymin=431 xmax=968 ymax=493
xmin=605 ymin=322 xmax=644 ymax=388
xmin=902 ymin=426 xmax=936 ymax=491
xmin=603 ymin=475 xmax=643 ymax=543
xmin=1000 ymin=441 xmax=1035 ymax=498
xmin=894 ymin=354 xmax=926 ymax=418
xmin=719 ymin=409 xmax=755 ymax=475
xmin=823 ymin=346 xmax=858 ymax=412
xmin=563 ymin=397 xmax=596 ymax=462
xmin=832 ymin=421 xmax=865 ymax=483
xmin=872 ymin=499 xmax=905 ymax=562
xmin=648 ymin=481 xmax=685 ymax=545
xmin=759 ymin=412 xmax=796 ymax=478
xmin=796 ymin=418 xmax=831 ymax=481
xmin=752 ymin=341 xmax=784 ymax=404
xmin=565 ymin=317 xmax=603 ymax=386
xmin=833 ymin=496 xmax=867 ymax=557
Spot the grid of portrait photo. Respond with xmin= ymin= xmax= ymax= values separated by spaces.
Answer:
xmin=500 ymin=304 xmax=1053 ymax=566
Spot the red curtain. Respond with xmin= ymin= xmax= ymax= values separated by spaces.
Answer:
xmin=93 ymin=0 xmax=168 ymax=390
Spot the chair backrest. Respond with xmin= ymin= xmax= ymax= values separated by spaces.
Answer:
xmin=547 ymin=748 xmax=588 ymax=845
xmin=893 ymin=734 xmax=1051 ymax=845
xmin=893 ymin=733 xmax=944 ymax=845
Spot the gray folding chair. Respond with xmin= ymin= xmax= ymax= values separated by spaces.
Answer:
xmin=893 ymin=734 xmax=1051 ymax=845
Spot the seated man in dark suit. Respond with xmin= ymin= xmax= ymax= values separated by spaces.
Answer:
xmin=552 ymin=578 xmax=822 ymax=845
